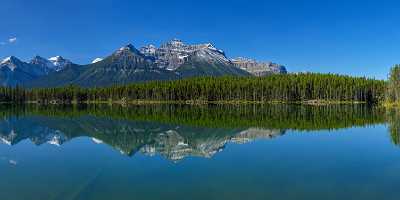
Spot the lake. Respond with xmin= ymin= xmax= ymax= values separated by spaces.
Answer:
xmin=0 ymin=104 xmax=399 ymax=200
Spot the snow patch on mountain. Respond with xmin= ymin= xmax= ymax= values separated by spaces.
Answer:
xmin=92 ymin=58 xmax=103 ymax=64
xmin=48 ymin=56 xmax=71 ymax=71
xmin=139 ymin=39 xmax=230 ymax=71
xmin=1 ymin=57 xmax=12 ymax=65
xmin=0 ymin=56 xmax=20 ymax=71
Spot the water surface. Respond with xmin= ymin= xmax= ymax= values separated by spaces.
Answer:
xmin=0 ymin=104 xmax=399 ymax=200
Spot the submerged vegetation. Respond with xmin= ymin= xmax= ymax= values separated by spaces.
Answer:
xmin=0 ymin=73 xmax=387 ymax=105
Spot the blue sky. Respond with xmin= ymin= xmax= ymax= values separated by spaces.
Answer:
xmin=0 ymin=0 xmax=399 ymax=79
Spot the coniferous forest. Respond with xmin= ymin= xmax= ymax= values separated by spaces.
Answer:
xmin=0 ymin=73 xmax=387 ymax=104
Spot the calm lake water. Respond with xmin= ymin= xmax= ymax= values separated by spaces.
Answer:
xmin=0 ymin=104 xmax=399 ymax=200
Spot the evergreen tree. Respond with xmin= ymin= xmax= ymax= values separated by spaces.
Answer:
xmin=387 ymin=65 xmax=400 ymax=103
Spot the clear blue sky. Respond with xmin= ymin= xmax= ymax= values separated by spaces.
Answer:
xmin=0 ymin=0 xmax=398 ymax=79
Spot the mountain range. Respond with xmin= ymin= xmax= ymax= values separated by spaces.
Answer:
xmin=0 ymin=39 xmax=287 ymax=88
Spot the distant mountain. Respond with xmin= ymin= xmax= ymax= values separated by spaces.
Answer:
xmin=232 ymin=57 xmax=287 ymax=76
xmin=36 ymin=44 xmax=179 ymax=87
xmin=140 ymin=39 xmax=236 ymax=71
xmin=1 ymin=39 xmax=287 ymax=88
xmin=29 ymin=56 xmax=55 ymax=74
xmin=139 ymin=39 xmax=285 ymax=77
xmin=30 ymin=56 xmax=72 ymax=73
xmin=0 ymin=55 xmax=75 ymax=87
xmin=48 ymin=56 xmax=72 ymax=71
xmin=0 ymin=56 xmax=47 ymax=87
xmin=74 ymin=45 xmax=181 ymax=87
xmin=29 ymin=63 xmax=84 ymax=88
xmin=153 ymin=40 xmax=249 ymax=77
xmin=32 ymin=41 xmax=250 ymax=87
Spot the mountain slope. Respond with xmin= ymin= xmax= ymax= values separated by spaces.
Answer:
xmin=29 ymin=56 xmax=54 ymax=74
xmin=176 ymin=48 xmax=251 ymax=77
xmin=232 ymin=57 xmax=287 ymax=76
xmin=64 ymin=42 xmax=249 ymax=87
xmin=71 ymin=45 xmax=179 ymax=87
xmin=48 ymin=56 xmax=72 ymax=71
xmin=177 ymin=60 xmax=250 ymax=77
xmin=2 ymin=39 xmax=286 ymax=88
xmin=32 ymin=44 xmax=179 ymax=87
xmin=29 ymin=63 xmax=84 ymax=87
xmin=140 ymin=39 xmax=251 ymax=77
xmin=0 ymin=56 xmax=47 ymax=87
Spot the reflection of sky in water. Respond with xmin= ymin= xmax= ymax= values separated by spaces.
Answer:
xmin=0 ymin=104 xmax=398 ymax=200
xmin=1 ymin=124 xmax=400 ymax=200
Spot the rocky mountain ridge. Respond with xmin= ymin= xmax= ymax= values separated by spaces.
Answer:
xmin=0 ymin=39 xmax=287 ymax=87
xmin=140 ymin=39 xmax=231 ymax=71
xmin=232 ymin=57 xmax=287 ymax=76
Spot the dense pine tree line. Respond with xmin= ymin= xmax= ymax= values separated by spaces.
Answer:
xmin=0 ymin=73 xmax=387 ymax=104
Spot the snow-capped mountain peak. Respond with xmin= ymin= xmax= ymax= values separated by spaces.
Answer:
xmin=140 ymin=45 xmax=157 ymax=55
xmin=30 ymin=56 xmax=53 ymax=68
xmin=29 ymin=55 xmax=72 ymax=73
xmin=117 ymin=44 xmax=143 ymax=54
xmin=115 ymin=44 xmax=146 ymax=58
xmin=48 ymin=56 xmax=66 ymax=64
xmin=48 ymin=56 xmax=62 ymax=61
xmin=1 ymin=56 xmax=20 ymax=65
xmin=169 ymin=38 xmax=185 ymax=47
xmin=48 ymin=56 xmax=71 ymax=71
xmin=118 ymin=44 xmax=136 ymax=52
xmin=1 ymin=57 xmax=12 ymax=65
xmin=138 ymin=39 xmax=232 ymax=71
xmin=0 ymin=56 xmax=23 ymax=71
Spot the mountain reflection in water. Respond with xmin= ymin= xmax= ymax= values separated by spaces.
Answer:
xmin=0 ymin=104 xmax=390 ymax=161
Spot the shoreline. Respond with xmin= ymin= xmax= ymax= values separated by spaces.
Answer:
xmin=10 ymin=99 xmax=370 ymax=106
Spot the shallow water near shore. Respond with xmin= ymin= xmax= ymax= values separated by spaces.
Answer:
xmin=0 ymin=104 xmax=399 ymax=200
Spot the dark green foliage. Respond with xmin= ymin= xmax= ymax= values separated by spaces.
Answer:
xmin=34 ymin=73 xmax=387 ymax=103
xmin=0 ymin=104 xmax=389 ymax=153
xmin=0 ymin=73 xmax=386 ymax=104
xmin=387 ymin=108 xmax=400 ymax=145
xmin=0 ymin=104 xmax=385 ymax=131
xmin=386 ymin=65 xmax=400 ymax=103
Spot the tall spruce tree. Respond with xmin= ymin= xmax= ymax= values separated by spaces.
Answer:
xmin=387 ymin=65 xmax=400 ymax=103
